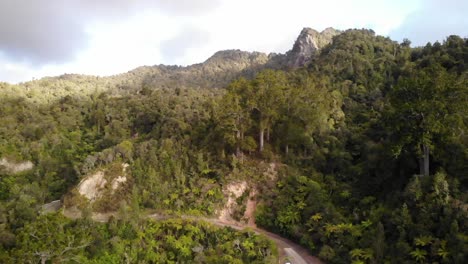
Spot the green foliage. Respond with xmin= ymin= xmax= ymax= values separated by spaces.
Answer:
xmin=2 ymin=214 xmax=277 ymax=263
xmin=8 ymin=213 xmax=92 ymax=263
xmin=388 ymin=64 xmax=466 ymax=176
xmin=410 ymin=248 xmax=427 ymax=263
xmin=318 ymin=245 xmax=335 ymax=261
xmin=218 ymin=68 xmax=342 ymax=155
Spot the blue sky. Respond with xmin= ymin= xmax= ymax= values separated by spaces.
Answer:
xmin=0 ymin=0 xmax=466 ymax=83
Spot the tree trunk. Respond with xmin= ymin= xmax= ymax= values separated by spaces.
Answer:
xmin=419 ymin=156 xmax=424 ymax=176
xmin=285 ymin=144 xmax=289 ymax=155
xmin=259 ymin=129 xmax=264 ymax=152
xmin=236 ymin=130 xmax=241 ymax=157
xmin=419 ymin=144 xmax=430 ymax=176
xmin=423 ymin=144 xmax=429 ymax=176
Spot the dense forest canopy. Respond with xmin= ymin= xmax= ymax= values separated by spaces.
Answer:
xmin=0 ymin=29 xmax=467 ymax=263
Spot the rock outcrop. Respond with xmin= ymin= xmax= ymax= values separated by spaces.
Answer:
xmin=218 ymin=181 xmax=248 ymax=223
xmin=218 ymin=181 xmax=258 ymax=227
xmin=77 ymin=171 xmax=108 ymax=201
xmin=64 ymin=163 xmax=131 ymax=213
xmin=0 ymin=158 xmax=34 ymax=174
xmin=285 ymin=27 xmax=340 ymax=67
xmin=76 ymin=163 xmax=129 ymax=202
xmin=41 ymin=200 xmax=62 ymax=214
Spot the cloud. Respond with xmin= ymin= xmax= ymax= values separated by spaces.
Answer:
xmin=0 ymin=0 xmax=220 ymax=65
xmin=148 ymin=0 xmax=221 ymax=16
xmin=0 ymin=59 xmax=33 ymax=83
xmin=160 ymin=27 xmax=211 ymax=64
xmin=389 ymin=0 xmax=468 ymax=46
xmin=0 ymin=1 xmax=86 ymax=65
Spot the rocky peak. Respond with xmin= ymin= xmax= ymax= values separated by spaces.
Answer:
xmin=291 ymin=28 xmax=321 ymax=53
xmin=286 ymin=27 xmax=340 ymax=67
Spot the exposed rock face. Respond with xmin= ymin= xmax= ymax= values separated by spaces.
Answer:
xmin=0 ymin=158 xmax=34 ymax=173
xmin=218 ymin=181 xmax=258 ymax=227
xmin=42 ymin=200 xmax=62 ymax=214
xmin=188 ymin=28 xmax=339 ymax=72
xmin=285 ymin=27 xmax=340 ymax=67
xmin=219 ymin=181 xmax=248 ymax=222
xmin=76 ymin=163 xmax=129 ymax=202
xmin=111 ymin=176 xmax=127 ymax=190
xmin=78 ymin=171 xmax=107 ymax=201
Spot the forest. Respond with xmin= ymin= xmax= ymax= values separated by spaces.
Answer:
xmin=0 ymin=29 xmax=467 ymax=263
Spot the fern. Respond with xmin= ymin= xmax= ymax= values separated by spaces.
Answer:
xmin=410 ymin=248 xmax=427 ymax=262
xmin=414 ymin=235 xmax=433 ymax=246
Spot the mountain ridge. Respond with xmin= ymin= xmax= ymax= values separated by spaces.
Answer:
xmin=7 ymin=27 xmax=340 ymax=92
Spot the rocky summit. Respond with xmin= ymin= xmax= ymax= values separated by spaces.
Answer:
xmin=285 ymin=27 xmax=340 ymax=67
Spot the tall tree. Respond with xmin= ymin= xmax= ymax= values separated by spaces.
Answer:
xmin=251 ymin=70 xmax=287 ymax=152
xmin=279 ymin=72 xmax=337 ymax=155
xmin=389 ymin=64 xmax=466 ymax=176
xmin=218 ymin=78 xmax=252 ymax=156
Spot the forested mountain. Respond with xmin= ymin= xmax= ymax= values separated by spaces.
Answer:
xmin=0 ymin=28 xmax=467 ymax=263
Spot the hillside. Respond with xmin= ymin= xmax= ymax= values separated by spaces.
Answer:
xmin=0 ymin=28 xmax=467 ymax=264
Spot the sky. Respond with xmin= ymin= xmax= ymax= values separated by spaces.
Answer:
xmin=0 ymin=0 xmax=466 ymax=83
